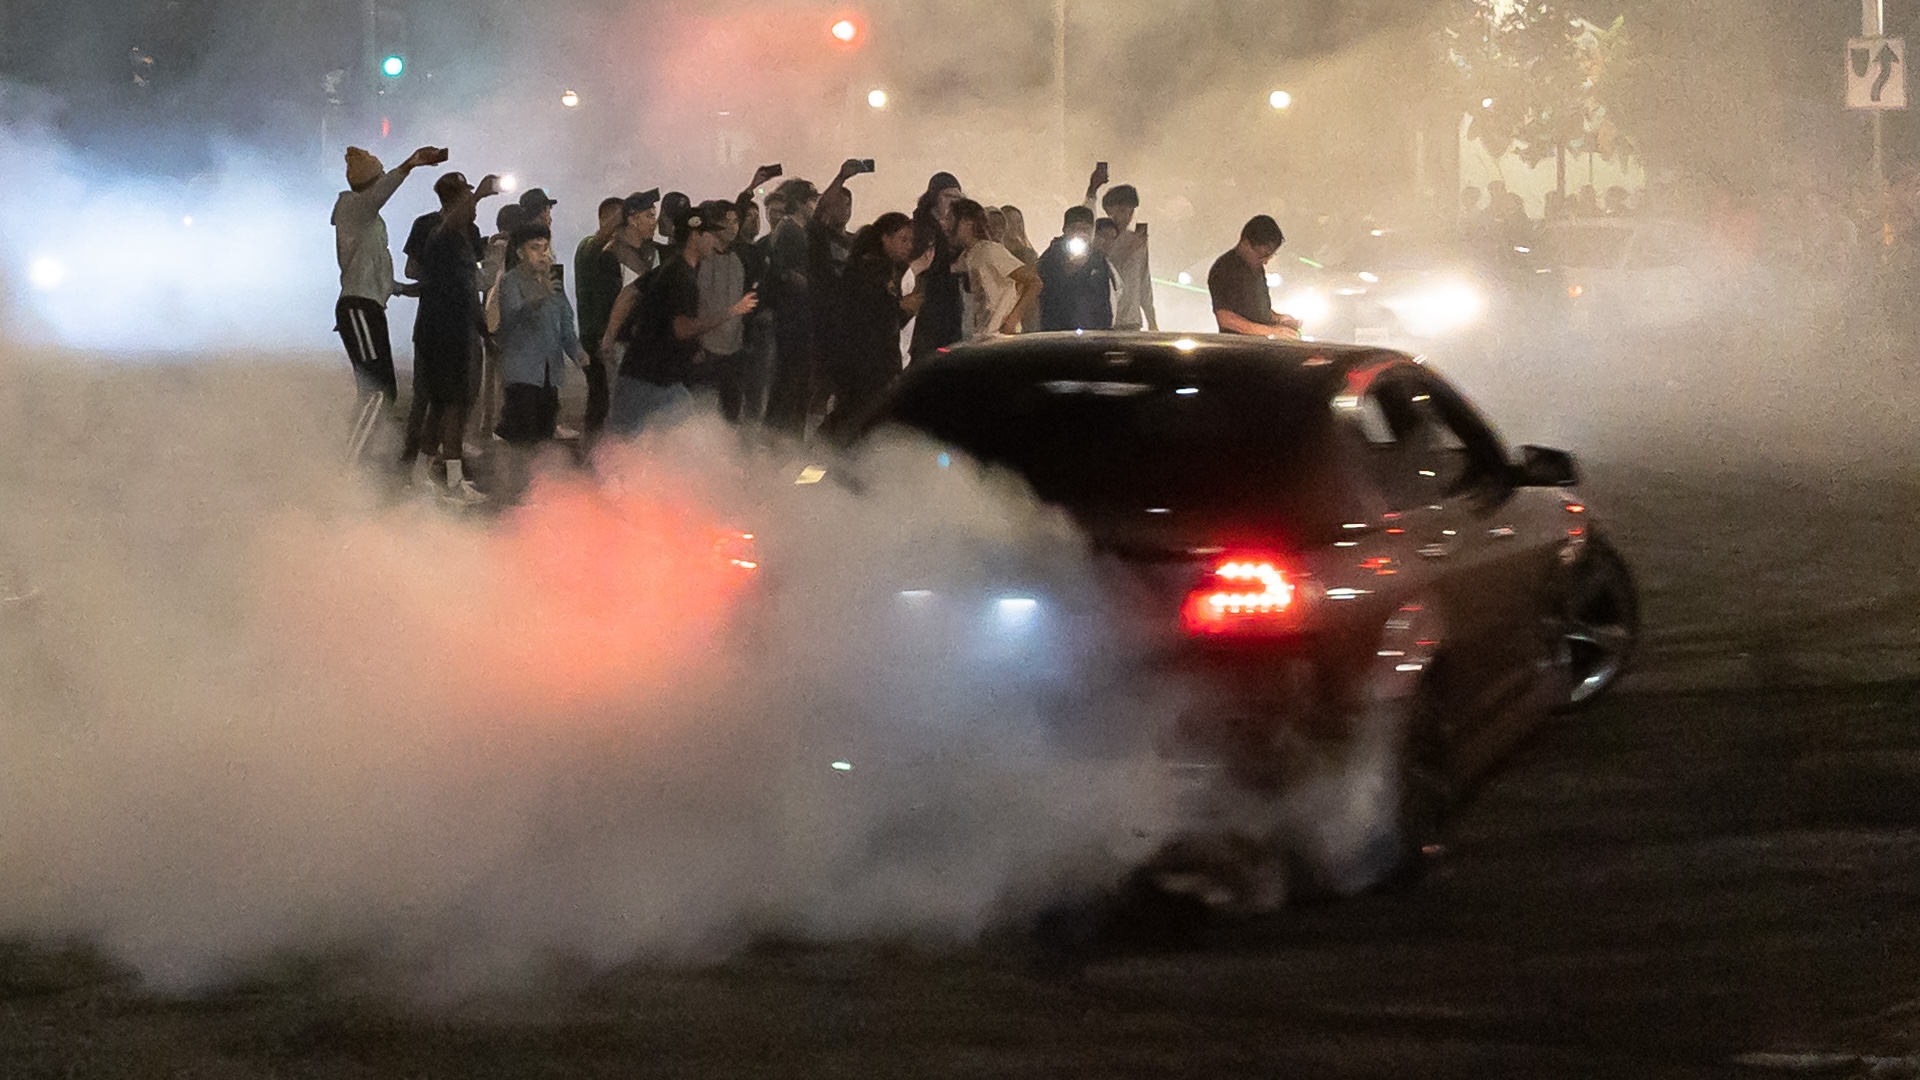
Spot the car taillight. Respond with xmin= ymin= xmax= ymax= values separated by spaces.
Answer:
xmin=715 ymin=530 xmax=759 ymax=571
xmin=1180 ymin=556 xmax=1298 ymax=637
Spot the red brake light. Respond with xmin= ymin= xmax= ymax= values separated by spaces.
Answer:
xmin=715 ymin=530 xmax=759 ymax=572
xmin=1181 ymin=557 xmax=1297 ymax=636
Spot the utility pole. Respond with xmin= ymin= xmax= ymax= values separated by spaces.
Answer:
xmin=363 ymin=0 xmax=380 ymax=100
xmin=1053 ymin=0 xmax=1067 ymax=200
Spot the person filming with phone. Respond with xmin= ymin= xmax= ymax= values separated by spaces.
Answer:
xmin=486 ymin=222 xmax=590 ymax=453
xmin=1082 ymin=162 xmax=1159 ymax=332
xmin=1035 ymin=205 xmax=1114 ymax=332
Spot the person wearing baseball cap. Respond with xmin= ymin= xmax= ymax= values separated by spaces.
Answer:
xmin=402 ymin=169 xmax=506 ymax=504
xmin=594 ymin=189 xmax=667 ymax=375
xmin=610 ymin=189 xmax=661 ymax=281
xmin=686 ymin=200 xmax=754 ymax=422
xmin=606 ymin=202 xmax=758 ymax=437
xmin=656 ymin=191 xmax=692 ymax=259
xmin=331 ymin=143 xmax=444 ymax=410
xmin=517 ymin=187 xmax=558 ymax=228
xmin=403 ymin=171 xmax=482 ymax=285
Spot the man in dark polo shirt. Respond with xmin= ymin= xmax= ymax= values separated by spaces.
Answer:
xmin=1207 ymin=215 xmax=1304 ymax=338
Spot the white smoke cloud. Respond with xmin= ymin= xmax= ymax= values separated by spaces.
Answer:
xmin=0 ymin=354 xmax=1192 ymax=994
xmin=0 ymin=115 xmax=342 ymax=353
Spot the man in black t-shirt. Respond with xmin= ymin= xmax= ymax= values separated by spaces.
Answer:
xmin=401 ymin=173 xmax=501 ymax=503
xmin=403 ymin=172 xmax=485 ymax=282
xmin=404 ymin=173 xmax=497 ymax=448
xmin=605 ymin=206 xmax=759 ymax=437
xmin=1208 ymin=215 xmax=1304 ymax=338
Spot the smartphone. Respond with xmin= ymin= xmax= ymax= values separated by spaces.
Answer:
xmin=853 ymin=159 xmax=876 ymax=174
xmin=762 ymin=163 xmax=783 ymax=178
xmin=1135 ymin=222 xmax=1148 ymax=236
xmin=550 ymin=264 xmax=565 ymax=288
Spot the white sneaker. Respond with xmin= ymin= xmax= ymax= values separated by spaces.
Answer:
xmin=440 ymin=479 xmax=490 ymax=507
xmin=554 ymin=424 xmax=581 ymax=441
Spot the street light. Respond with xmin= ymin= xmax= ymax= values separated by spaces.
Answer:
xmin=867 ymin=88 xmax=888 ymax=109
xmin=1269 ymin=89 xmax=1293 ymax=110
xmin=1481 ymin=97 xmax=1495 ymax=109
xmin=561 ymin=89 xmax=580 ymax=108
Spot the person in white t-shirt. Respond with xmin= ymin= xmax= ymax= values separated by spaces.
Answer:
xmin=1082 ymin=164 xmax=1159 ymax=332
xmin=950 ymin=198 xmax=1041 ymax=340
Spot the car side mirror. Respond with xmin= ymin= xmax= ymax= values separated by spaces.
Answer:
xmin=1512 ymin=445 xmax=1580 ymax=488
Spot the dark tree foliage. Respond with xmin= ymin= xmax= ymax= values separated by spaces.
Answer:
xmin=1442 ymin=0 xmax=1636 ymax=169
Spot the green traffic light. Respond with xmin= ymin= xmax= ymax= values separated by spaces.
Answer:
xmin=381 ymin=55 xmax=405 ymax=78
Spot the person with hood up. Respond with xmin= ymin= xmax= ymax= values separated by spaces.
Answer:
xmin=907 ymin=171 xmax=967 ymax=359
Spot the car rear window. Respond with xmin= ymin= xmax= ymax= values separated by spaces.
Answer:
xmin=877 ymin=359 xmax=1347 ymax=535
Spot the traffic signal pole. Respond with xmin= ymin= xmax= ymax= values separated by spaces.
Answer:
xmin=364 ymin=0 xmax=380 ymax=99
xmin=1868 ymin=0 xmax=1886 ymax=192
xmin=1053 ymin=0 xmax=1067 ymax=200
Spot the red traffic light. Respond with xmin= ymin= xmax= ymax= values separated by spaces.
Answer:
xmin=830 ymin=17 xmax=859 ymax=43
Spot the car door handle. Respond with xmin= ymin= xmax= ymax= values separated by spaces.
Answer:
xmin=1418 ymin=543 xmax=1450 ymax=560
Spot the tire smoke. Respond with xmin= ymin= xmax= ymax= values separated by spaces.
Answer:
xmin=0 ymin=355 xmax=1179 ymax=993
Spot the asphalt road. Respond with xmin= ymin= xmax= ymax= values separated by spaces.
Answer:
xmin=3 ymin=351 xmax=1919 ymax=1077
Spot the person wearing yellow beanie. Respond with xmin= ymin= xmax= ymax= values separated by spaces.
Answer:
xmin=332 ymin=143 xmax=446 ymax=408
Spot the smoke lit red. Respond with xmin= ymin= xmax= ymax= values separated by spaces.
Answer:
xmin=260 ymin=466 xmax=758 ymax=719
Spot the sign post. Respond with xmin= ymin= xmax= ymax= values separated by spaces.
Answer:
xmin=1850 ymin=0 xmax=1905 ymax=198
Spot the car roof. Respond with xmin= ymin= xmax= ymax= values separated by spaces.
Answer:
xmin=916 ymin=332 xmax=1414 ymax=392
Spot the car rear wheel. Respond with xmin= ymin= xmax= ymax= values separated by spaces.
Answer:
xmin=1378 ymin=678 xmax=1454 ymax=892
xmin=1562 ymin=535 xmax=1640 ymax=707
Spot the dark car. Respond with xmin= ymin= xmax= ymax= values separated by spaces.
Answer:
xmin=832 ymin=333 xmax=1637 ymax=901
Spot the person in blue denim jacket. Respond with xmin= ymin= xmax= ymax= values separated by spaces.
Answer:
xmin=487 ymin=223 xmax=590 ymax=446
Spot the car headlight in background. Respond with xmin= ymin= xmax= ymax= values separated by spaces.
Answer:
xmin=1385 ymin=278 xmax=1486 ymax=337
xmin=1277 ymin=287 xmax=1332 ymax=331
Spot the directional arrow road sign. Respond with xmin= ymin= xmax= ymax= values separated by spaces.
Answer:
xmin=1849 ymin=37 xmax=1907 ymax=109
